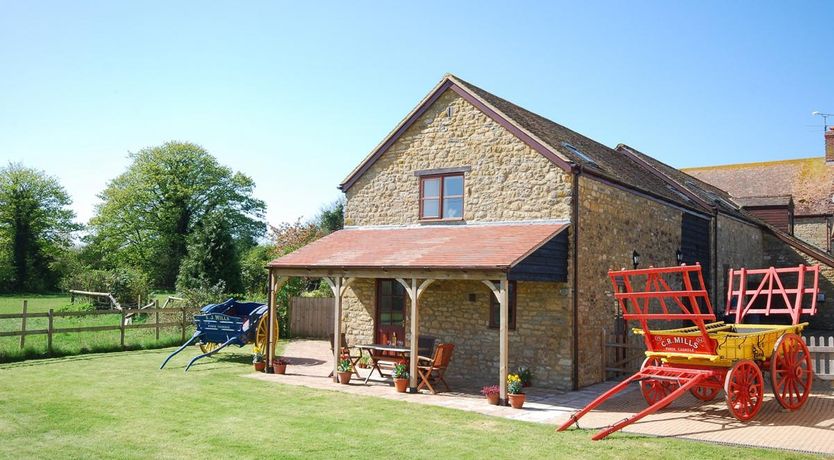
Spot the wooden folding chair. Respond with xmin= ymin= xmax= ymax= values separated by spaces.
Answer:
xmin=417 ymin=343 xmax=454 ymax=394
xmin=328 ymin=333 xmax=361 ymax=378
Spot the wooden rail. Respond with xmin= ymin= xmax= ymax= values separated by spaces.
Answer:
xmin=1 ymin=306 xmax=198 ymax=353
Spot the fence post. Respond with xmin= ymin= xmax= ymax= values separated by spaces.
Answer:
xmin=47 ymin=309 xmax=54 ymax=353
xmin=19 ymin=300 xmax=28 ymax=349
xmin=120 ymin=310 xmax=126 ymax=349
xmin=155 ymin=300 xmax=160 ymax=341
xmin=181 ymin=308 xmax=187 ymax=342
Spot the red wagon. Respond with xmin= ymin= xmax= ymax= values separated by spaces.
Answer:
xmin=557 ymin=263 xmax=818 ymax=440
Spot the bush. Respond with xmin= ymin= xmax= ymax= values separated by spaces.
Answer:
xmin=60 ymin=268 xmax=151 ymax=307
xmin=179 ymin=279 xmax=228 ymax=309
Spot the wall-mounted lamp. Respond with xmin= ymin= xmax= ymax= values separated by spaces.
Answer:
xmin=676 ymin=249 xmax=684 ymax=265
xmin=632 ymin=250 xmax=640 ymax=269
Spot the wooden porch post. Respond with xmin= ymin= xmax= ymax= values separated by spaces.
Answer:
xmin=266 ymin=272 xmax=287 ymax=373
xmin=483 ymin=277 xmax=509 ymax=404
xmin=324 ymin=276 xmax=356 ymax=383
xmin=499 ymin=278 xmax=509 ymax=404
xmin=396 ymin=278 xmax=434 ymax=393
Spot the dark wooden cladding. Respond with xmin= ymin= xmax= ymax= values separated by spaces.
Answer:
xmin=509 ymin=231 xmax=569 ymax=282
xmin=680 ymin=213 xmax=711 ymax=289
xmin=745 ymin=206 xmax=793 ymax=234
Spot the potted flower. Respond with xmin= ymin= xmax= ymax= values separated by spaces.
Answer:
xmin=392 ymin=360 xmax=409 ymax=393
xmin=517 ymin=366 xmax=532 ymax=387
xmin=252 ymin=348 xmax=265 ymax=372
xmin=357 ymin=355 xmax=371 ymax=369
xmin=507 ymin=373 xmax=525 ymax=409
xmin=337 ymin=357 xmax=353 ymax=384
xmin=273 ymin=357 xmax=288 ymax=374
xmin=480 ymin=385 xmax=500 ymax=405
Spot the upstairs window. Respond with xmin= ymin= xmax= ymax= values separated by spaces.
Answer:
xmin=420 ymin=174 xmax=464 ymax=220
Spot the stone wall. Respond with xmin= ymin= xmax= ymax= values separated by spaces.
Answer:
xmin=575 ymin=176 xmax=684 ymax=387
xmin=714 ymin=215 xmax=764 ymax=312
xmin=344 ymin=89 xmax=573 ymax=226
xmin=340 ymin=279 xmax=573 ymax=390
xmin=341 ymin=279 xmax=376 ymax=346
xmin=794 ymin=216 xmax=831 ymax=253
xmin=762 ymin=234 xmax=834 ymax=330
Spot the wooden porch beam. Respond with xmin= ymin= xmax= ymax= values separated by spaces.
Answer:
xmin=269 ymin=268 xmax=505 ymax=281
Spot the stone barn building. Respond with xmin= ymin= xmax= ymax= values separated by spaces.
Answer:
xmin=267 ymin=75 xmax=834 ymax=397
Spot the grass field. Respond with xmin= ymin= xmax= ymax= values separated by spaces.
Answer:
xmin=0 ymin=345 xmax=818 ymax=460
xmin=0 ymin=293 xmax=189 ymax=363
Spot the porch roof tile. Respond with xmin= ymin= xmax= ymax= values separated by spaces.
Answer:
xmin=267 ymin=223 xmax=569 ymax=271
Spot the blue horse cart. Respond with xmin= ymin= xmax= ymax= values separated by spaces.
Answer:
xmin=160 ymin=298 xmax=276 ymax=371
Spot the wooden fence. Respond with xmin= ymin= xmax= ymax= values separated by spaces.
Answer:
xmin=289 ymin=297 xmax=333 ymax=338
xmin=804 ymin=335 xmax=834 ymax=381
xmin=603 ymin=328 xmax=834 ymax=383
xmin=1 ymin=305 xmax=197 ymax=352
xmin=601 ymin=328 xmax=644 ymax=381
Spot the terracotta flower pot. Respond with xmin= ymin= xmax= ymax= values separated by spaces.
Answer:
xmin=254 ymin=361 xmax=266 ymax=372
xmin=508 ymin=393 xmax=526 ymax=409
xmin=274 ymin=363 xmax=287 ymax=375
xmin=394 ymin=378 xmax=409 ymax=393
xmin=486 ymin=393 xmax=500 ymax=405
xmin=338 ymin=371 xmax=352 ymax=384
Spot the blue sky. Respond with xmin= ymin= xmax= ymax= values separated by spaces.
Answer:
xmin=1 ymin=1 xmax=832 ymax=226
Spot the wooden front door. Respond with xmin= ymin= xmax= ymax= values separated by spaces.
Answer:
xmin=375 ymin=279 xmax=406 ymax=346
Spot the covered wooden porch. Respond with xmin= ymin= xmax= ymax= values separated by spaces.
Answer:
xmin=263 ymin=223 xmax=569 ymax=403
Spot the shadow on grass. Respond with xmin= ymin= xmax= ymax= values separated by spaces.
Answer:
xmin=0 ymin=337 xmax=185 ymax=365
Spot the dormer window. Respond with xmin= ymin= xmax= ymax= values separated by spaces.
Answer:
xmin=420 ymin=173 xmax=464 ymax=220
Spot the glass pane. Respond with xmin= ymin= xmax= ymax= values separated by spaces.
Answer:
xmin=392 ymin=282 xmax=405 ymax=296
xmin=391 ymin=312 xmax=403 ymax=323
xmin=422 ymin=199 xmax=440 ymax=218
xmin=443 ymin=197 xmax=463 ymax=218
xmin=422 ymin=178 xmax=440 ymax=198
xmin=380 ymin=297 xmax=391 ymax=312
xmin=444 ymin=175 xmax=463 ymax=196
xmin=391 ymin=299 xmax=403 ymax=312
xmin=381 ymin=281 xmax=391 ymax=296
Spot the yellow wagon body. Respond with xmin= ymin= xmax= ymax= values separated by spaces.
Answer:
xmin=636 ymin=321 xmax=807 ymax=367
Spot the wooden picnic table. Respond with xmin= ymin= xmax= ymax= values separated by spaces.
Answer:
xmin=356 ymin=344 xmax=410 ymax=384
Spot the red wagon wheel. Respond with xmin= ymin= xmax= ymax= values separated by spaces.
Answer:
xmin=724 ymin=360 xmax=764 ymax=422
xmin=690 ymin=380 xmax=721 ymax=401
xmin=639 ymin=357 xmax=674 ymax=407
xmin=770 ymin=333 xmax=813 ymax=410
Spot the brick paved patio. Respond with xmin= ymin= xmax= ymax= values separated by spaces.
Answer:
xmin=247 ymin=340 xmax=834 ymax=455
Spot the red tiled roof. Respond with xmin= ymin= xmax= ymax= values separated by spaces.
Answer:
xmin=268 ymin=224 xmax=568 ymax=270
xmin=683 ymin=158 xmax=834 ymax=216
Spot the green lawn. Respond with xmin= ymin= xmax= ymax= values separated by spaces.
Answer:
xmin=0 ymin=346 xmax=818 ymax=459
xmin=0 ymin=294 xmax=189 ymax=362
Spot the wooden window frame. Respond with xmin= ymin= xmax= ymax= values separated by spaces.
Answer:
xmin=419 ymin=173 xmax=464 ymax=221
xmin=489 ymin=281 xmax=517 ymax=330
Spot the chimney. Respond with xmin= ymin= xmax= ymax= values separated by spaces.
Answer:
xmin=827 ymin=127 xmax=834 ymax=163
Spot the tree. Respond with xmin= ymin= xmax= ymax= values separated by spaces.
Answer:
xmin=176 ymin=214 xmax=244 ymax=294
xmin=87 ymin=141 xmax=266 ymax=288
xmin=0 ymin=164 xmax=80 ymax=292
xmin=316 ymin=198 xmax=344 ymax=234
